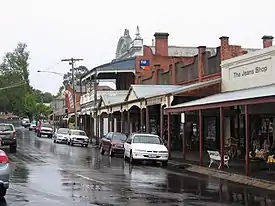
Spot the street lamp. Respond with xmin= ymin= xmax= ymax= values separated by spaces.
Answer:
xmin=37 ymin=69 xmax=78 ymax=128
xmin=37 ymin=70 xmax=64 ymax=76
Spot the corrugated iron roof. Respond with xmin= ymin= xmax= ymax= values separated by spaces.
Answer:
xmin=169 ymin=78 xmax=221 ymax=95
xmin=131 ymin=85 xmax=182 ymax=99
xmin=101 ymin=91 xmax=128 ymax=106
xmin=168 ymin=83 xmax=275 ymax=109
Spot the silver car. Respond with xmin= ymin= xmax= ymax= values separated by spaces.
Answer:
xmin=0 ymin=150 xmax=10 ymax=198
xmin=53 ymin=128 xmax=69 ymax=144
xmin=0 ymin=124 xmax=17 ymax=153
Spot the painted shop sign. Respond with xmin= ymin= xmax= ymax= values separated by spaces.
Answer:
xmin=140 ymin=60 xmax=150 ymax=70
xmin=222 ymin=57 xmax=274 ymax=92
xmin=232 ymin=66 xmax=268 ymax=78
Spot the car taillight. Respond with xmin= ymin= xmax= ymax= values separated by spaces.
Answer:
xmin=10 ymin=132 xmax=16 ymax=138
xmin=0 ymin=151 xmax=8 ymax=164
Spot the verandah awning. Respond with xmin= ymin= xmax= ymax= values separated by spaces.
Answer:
xmin=166 ymin=83 xmax=275 ymax=113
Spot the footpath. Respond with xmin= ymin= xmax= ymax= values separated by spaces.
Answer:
xmin=168 ymin=159 xmax=275 ymax=192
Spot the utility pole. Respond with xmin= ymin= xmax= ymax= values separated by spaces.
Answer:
xmin=93 ymin=70 xmax=99 ymax=145
xmin=61 ymin=58 xmax=83 ymax=129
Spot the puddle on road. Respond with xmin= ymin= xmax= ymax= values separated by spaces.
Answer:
xmin=6 ymin=129 xmax=275 ymax=205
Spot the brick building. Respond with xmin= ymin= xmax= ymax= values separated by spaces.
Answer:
xmin=80 ymin=27 xmax=260 ymax=144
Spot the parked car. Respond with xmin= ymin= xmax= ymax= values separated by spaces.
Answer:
xmin=29 ymin=121 xmax=37 ymax=131
xmin=0 ymin=123 xmax=17 ymax=153
xmin=124 ymin=133 xmax=169 ymax=167
xmin=67 ymin=129 xmax=89 ymax=147
xmin=53 ymin=128 xmax=70 ymax=144
xmin=37 ymin=122 xmax=53 ymax=138
xmin=0 ymin=150 xmax=11 ymax=198
xmin=100 ymin=132 xmax=127 ymax=156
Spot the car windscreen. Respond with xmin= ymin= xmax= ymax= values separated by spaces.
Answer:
xmin=112 ymin=133 xmax=127 ymax=141
xmin=0 ymin=125 xmax=13 ymax=131
xmin=133 ymin=135 xmax=162 ymax=144
xmin=41 ymin=124 xmax=52 ymax=128
xmin=57 ymin=128 xmax=69 ymax=134
xmin=71 ymin=131 xmax=86 ymax=136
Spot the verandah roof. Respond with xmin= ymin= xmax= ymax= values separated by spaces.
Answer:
xmin=95 ymin=78 xmax=221 ymax=110
xmin=166 ymin=83 xmax=275 ymax=113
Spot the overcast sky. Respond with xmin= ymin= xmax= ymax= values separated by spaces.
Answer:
xmin=0 ymin=0 xmax=274 ymax=94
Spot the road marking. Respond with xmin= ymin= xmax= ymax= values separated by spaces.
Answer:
xmin=58 ymin=168 xmax=105 ymax=185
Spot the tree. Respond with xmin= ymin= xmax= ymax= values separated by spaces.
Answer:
xmin=0 ymin=43 xmax=54 ymax=118
xmin=34 ymin=103 xmax=52 ymax=120
xmin=32 ymin=88 xmax=54 ymax=103
xmin=63 ymin=66 xmax=88 ymax=86
xmin=23 ymin=92 xmax=36 ymax=121
xmin=57 ymin=85 xmax=64 ymax=96
xmin=0 ymin=43 xmax=30 ymax=115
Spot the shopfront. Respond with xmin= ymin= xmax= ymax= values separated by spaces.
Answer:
xmin=166 ymin=46 xmax=275 ymax=176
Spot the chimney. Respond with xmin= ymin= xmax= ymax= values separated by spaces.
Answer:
xmin=262 ymin=35 xmax=274 ymax=48
xmin=154 ymin=32 xmax=169 ymax=56
xmin=219 ymin=36 xmax=229 ymax=47
xmin=219 ymin=36 xmax=229 ymax=61
xmin=197 ymin=46 xmax=206 ymax=81
xmin=198 ymin=46 xmax=206 ymax=54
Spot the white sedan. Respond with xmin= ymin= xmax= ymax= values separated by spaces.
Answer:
xmin=67 ymin=129 xmax=89 ymax=147
xmin=53 ymin=128 xmax=70 ymax=144
xmin=124 ymin=133 xmax=169 ymax=167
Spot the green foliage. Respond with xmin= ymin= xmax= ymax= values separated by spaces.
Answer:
xmin=34 ymin=103 xmax=52 ymax=121
xmin=0 ymin=43 xmax=30 ymax=114
xmin=63 ymin=65 xmax=88 ymax=86
xmin=0 ymin=43 xmax=54 ymax=118
xmin=32 ymin=88 xmax=54 ymax=103
xmin=56 ymin=85 xmax=64 ymax=96
xmin=23 ymin=92 xmax=36 ymax=121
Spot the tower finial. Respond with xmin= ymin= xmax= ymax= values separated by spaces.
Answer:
xmin=135 ymin=25 xmax=141 ymax=39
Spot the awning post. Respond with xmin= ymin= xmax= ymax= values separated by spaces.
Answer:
xmin=199 ymin=110 xmax=203 ymax=166
xmin=245 ymin=104 xmax=249 ymax=176
xmin=220 ymin=107 xmax=224 ymax=170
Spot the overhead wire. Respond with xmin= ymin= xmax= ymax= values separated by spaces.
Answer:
xmin=0 ymin=81 xmax=27 ymax=91
xmin=40 ymin=61 xmax=62 ymax=72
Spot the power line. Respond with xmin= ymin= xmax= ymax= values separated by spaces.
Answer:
xmin=0 ymin=81 xmax=27 ymax=91
xmin=44 ymin=61 xmax=62 ymax=72
xmin=61 ymin=58 xmax=83 ymax=130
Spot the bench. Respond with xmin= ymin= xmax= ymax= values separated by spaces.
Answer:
xmin=207 ymin=150 xmax=230 ymax=169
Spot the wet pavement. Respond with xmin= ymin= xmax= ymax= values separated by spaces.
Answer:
xmin=2 ymin=127 xmax=275 ymax=205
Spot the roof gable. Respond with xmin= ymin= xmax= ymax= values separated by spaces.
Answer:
xmin=125 ymin=85 xmax=182 ymax=101
xmin=124 ymin=86 xmax=139 ymax=102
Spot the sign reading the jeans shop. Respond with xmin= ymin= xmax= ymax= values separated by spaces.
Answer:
xmin=232 ymin=66 xmax=268 ymax=78
xmin=222 ymin=55 xmax=274 ymax=92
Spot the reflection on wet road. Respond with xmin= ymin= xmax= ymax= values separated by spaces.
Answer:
xmin=2 ymin=127 xmax=275 ymax=205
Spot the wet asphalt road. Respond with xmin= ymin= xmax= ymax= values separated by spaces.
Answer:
xmin=1 ymin=127 xmax=275 ymax=205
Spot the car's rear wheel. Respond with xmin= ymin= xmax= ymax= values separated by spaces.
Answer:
xmin=100 ymin=145 xmax=105 ymax=155
xmin=162 ymin=160 xmax=168 ymax=168
xmin=130 ymin=151 xmax=135 ymax=164
xmin=109 ymin=147 xmax=114 ymax=157
xmin=48 ymin=134 xmax=52 ymax=138
xmin=123 ymin=152 xmax=128 ymax=161
xmin=10 ymin=145 xmax=17 ymax=153
xmin=84 ymin=144 xmax=88 ymax=147
xmin=0 ymin=188 xmax=7 ymax=198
